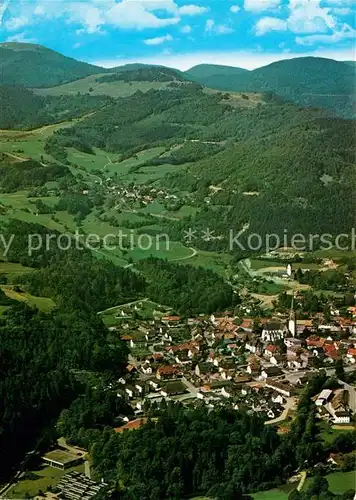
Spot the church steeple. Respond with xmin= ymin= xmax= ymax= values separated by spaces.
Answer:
xmin=288 ymin=292 xmax=296 ymax=337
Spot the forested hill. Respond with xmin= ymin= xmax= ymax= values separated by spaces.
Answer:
xmin=96 ymin=66 xmax=187 ymax=83
xmin=0 ymin=85 xmax=113 ymax=129
xmin=185 ymin=63 xmax=249 ymax=86
xmin=185 ymin=57 xmax=355 ymax=118
xmin=47 ymin=85 xmax=355 ymax=241
xmin=0 ymin=42 xmax=104 ymax=87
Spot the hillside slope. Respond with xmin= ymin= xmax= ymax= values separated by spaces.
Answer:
xmin=47 ymin=85 xmax=355 ymax=243
xmin=187 ymin=57 xmax=355 ymax=118
xmin=0 ymin=42 xmax=105 ymax=87
xmin=185 ymin=63 xmax=249 ymax=87
xmin=0 ymin=85 xmax=113 ymax=129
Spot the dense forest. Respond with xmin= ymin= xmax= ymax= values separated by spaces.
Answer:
xmin=52 ymin=371 xmax=356 ymax=499
xmin=0 ymin=303 xmax=129 ymax=479
xmin=1 ymin=220 xmax=235 ymax=315
xmin=136 ymin=257 xmax=236 ymax=315
xmin=0 ymin=85 xmax=112 ymax=129
xmin=187 ymin=57 xmax=355 ymax=118
xmin=0 ymin=155 xmax=70 ymax=191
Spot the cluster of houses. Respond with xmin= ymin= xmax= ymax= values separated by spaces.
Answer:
xmin=105 ymin=182 xmax=180 ymax=208
xmin=112 ymin=307 xmax=356 ymax=427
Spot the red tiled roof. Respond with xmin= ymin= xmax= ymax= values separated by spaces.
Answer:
xmin=121 ymin=335 xmax=133 ymax=341
xmin=114 ymin=418 xmax=148 ymax=433
xmin=162 ymin=316 xmax=181 ymax=321
xmin=265 ymin=344 xmax=278 ymax=353
xmin=157 ymin=365 xmax=181 ymax=375
xmin=347 ymin=348 xmax=356 ymax=356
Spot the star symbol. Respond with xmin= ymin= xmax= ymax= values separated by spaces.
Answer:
xmin=201 ymin=228 xmax=215 ymax=241
xmin=183 ymin=228 xmax=197 ymax=243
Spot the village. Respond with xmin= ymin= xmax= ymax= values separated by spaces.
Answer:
xmin=110 ymin=301 xmax=356 ymax=429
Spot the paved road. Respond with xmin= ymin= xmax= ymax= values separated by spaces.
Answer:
xmin=265 ymin=397 xmax=296 ymax=425
xmin=297 ymin=471 xmax=307 ymax=492
xmin=182 ymin=376 xmax=199 ymax=396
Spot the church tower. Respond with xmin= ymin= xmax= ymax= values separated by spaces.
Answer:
xmin=288 ymin=293 xmax=296 ymax=337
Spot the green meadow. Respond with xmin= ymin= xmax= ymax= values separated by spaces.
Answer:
xmin=35 ymin=73 xmax=175 ymax=98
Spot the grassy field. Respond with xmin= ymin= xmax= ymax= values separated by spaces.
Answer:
xmin=0 ymin=261 xmax=33 ymax=280
xmin=0 ymin=285 xmax=55 ymax=312
xmin=100 ymin=299 xmax=172 ymax=324
xmin=317 ymin=421 xmax=350 ymax=446
xmin=35 ymin=73 xmax=175 ymax=98
xmin=252 ymin=483 xmax=295 ymax=499
xmin=303 ymin=471 xmax=356 ymax=494
xmin=6 ymin=464 xmax=85 ymax=499
xmin=184 ymin=250 xmax=233 ymax=277
xmin=250 ymin=259 xmax=323 ymax=271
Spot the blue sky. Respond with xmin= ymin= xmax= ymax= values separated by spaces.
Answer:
xmin=0 ymin=0 xmax=355 ymax=69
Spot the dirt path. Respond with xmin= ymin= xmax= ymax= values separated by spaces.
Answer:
xmin=4 ymin=152 xmax=28 ymax=162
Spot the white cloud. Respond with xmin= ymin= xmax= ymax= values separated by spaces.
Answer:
xmin=5 ymin=15 xmax=29 ymax=31
xmin=144 ymin=33 xmax=173 ymax=45
xmin=287 ymin=0 xmax=336 ymax=34
xmin=230 ymin=5 xmax=241 ymax=13
xmin=256 ymin=17 xmax=287 ymax=35
xmin=179 ymin=4 xmax=210 ymax=15
xmin=296 ymin=23 xmax=356 ymax=44
xmin=181 ymin=25 xmax=192 ymax=33
xmin=205 ymin=19 xmax=234 ymax=35
xmin=255 ymin=0 xmax=353 ymax=45
xmin=244 ymin=0 xmax=282 ymax=12
xmin=6 ymin=0 xmax=181 ymax=34
xmin=94 ymin=48 xmax=356 ymax=71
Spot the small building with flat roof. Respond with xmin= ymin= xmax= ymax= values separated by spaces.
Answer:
xmin=42 ymin=449 xmax=84 ymax=470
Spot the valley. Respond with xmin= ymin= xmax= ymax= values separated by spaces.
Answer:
xmin=0 ymin=40 xmax=355 ymax=500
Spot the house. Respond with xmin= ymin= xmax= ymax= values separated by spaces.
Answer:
xmin=285 ymin=337 xmax=303 ymax=348
xmin=246 ymin=340 xmax=258 ymax=354
xmin=270 ymin=354 xmax=286 ymax=366
xmin=327 ymin=453 xmax=344 ymax=468
xmin=161 ymin=316 xmax=181 ymax=327
xmin=247 ymin=359 xmax=260 ymax=375
xmin=333 ymin=410 xmax=350 ymax=424
xmin=239 ymin=318 xmax=254 ymax=332
xmin=271 ymin=392 xmax=285 ymax=405
xmin=161 ymin=381 xmax=187 ymax=397
xmin=316 ymin=389 xmax=333 ymax=406
xmin=260 ymin=365 xmax=283 ymax=379
xmin=156 ymin=365 xmax=182 ymax=380
xmin=261 ymin=322 xmax=287 ymax=342
xmin=347 ymin=348 xmax=356 ymax=363
xmin=141 ymin=363 xmax=153 ymax=375
xmin=296 ymin=320 xmax=313 ymax=336
xmin=265 ymin=379 xmax=294 ymax=397
xmin=195 ymin=362 xmax=216 ymax=378
xmin=264 ymin=344 xmax=278 ymax=358
xmin=306 ymin=336 xmax=326 ymax=348
xmin=287 ymin=346 xmax=301 ymax=358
